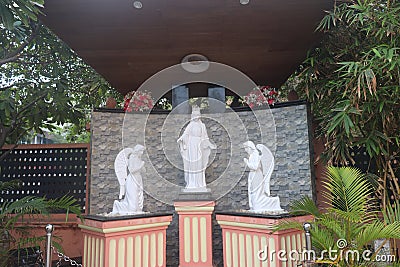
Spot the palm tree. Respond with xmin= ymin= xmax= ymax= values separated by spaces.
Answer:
xmin=0 ymin=179 xmax=82 ymax=267
xmin=280 ymin=166 xmax=400 ymax=266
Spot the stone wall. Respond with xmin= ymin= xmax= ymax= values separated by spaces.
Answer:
xmin=89 ymin=101 xmax=314 ymax=266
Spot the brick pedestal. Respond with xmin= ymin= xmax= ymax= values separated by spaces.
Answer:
xmin=78 ymin=213 xmax=172 ymax=267
xmin=174 ymin=200 xmax=215 ymax=267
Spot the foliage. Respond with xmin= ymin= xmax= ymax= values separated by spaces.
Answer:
xmin=155 ymin=97 xmax=173 ymax=111
xmin=279 ymin=166 xmax=400 ymax=266
xmin=0 ymin=0 xmax=44 ymax=30
xmin=0 ymin=1 xmax=121 ymax=156
xmin=292 ymin=0 xmax=400 ymax=203
xmin=0 ymin=179 xmax=82 ymax=266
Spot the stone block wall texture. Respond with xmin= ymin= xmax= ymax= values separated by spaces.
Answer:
xmin=89 ymin=102 xmax=314 ymax=267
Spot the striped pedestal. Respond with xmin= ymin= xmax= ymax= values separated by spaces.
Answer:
xmin=216 ymin=213 xmax=313 ymax=267
xmin=174 ymin=200 xmax=215 ymax=267
xmin=78 ymin=213 xmax=172 ymax=267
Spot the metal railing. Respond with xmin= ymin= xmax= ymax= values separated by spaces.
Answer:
xmin=45 ymin=224 xmax=53 ymax=267
xmin=303 ymin=222 xmax=314 ymax=267
xmin=42 ymin=224 xmax=83 ymax=267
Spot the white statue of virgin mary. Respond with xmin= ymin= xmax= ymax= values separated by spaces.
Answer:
xmin=177 ymin=106 xmax=216 ymax=191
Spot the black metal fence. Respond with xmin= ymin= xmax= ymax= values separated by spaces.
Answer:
xmin=0 ymin=144 xmax=89 ymax=213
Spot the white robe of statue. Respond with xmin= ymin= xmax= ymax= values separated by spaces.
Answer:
xmin=111 ymin=145 xmax=145 ymax=215
xmin=243 ymin=141 xmax=283 ymax=212
xmin=177 ymin=106 xmax=216 ymax=190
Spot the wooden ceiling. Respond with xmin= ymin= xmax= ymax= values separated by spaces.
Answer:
xmin=41 ymin=0 xmax=333 ymax=96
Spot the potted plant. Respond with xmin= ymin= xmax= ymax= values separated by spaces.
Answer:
xmin=279 ymin=166 xmax=400 ymax=266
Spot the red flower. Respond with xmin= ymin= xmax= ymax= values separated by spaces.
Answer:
xmin=241 ymin=85 xmax=279 ymax=107
xmin=123 ymin=90 xmax=154 ymax=112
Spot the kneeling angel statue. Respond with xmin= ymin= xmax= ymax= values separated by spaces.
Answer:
xmin=243 ymin=141 xmax=283 ymax=212
xmin=110 ymin=145 xmax=145 ymax=215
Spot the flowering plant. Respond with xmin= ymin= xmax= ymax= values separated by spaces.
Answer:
xmin=123 ymin=90 xmax=154 ymax=112
xmin=241 ymin=86 xmax=279 ymax=108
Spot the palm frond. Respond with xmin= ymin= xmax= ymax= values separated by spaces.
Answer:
xmin=44 ymin=195 xmax=82 ymax=221
xmin=0 ymin=187 xmax=82 ymax=265
xmin=274 ymin=220 xmax=304 ymax=232
xmin=323 ymin=166 xmax=372 ymax=213
xmin=289 ymin=196 xmax=321 ymax=217
xmin=317 ymin=213 xmax=347 ymax=239
xmin=383 ymin=200 xmax=400 ymax=225
xmin=1 ymin=196 xmax=49 ymax=217
xmin=310 ymin=224 xmax=336 ymax=252
xmin=285 ymin=166 xmax=400 ymax=267
xmin=0 ymin=195 xmax=82 ymax=220
xmin=0 ymin=196 xmax=83 ymax=236
xmin=0 ymin=180 xmax=22 ymax=191
xmin=356 ymin=221 xmax=400 ymax=249
xmin=327 ymin=208 xmax=376 ymax=224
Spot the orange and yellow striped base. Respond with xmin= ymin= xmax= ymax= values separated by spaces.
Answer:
xmin=174 ymin=201 xmax=215 ymax=267
xmin=79 ymin=215 xmax=172 ymax=267
xmin=216 ymin=214 xmax=313 ymax=267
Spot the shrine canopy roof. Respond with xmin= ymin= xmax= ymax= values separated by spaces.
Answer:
xmin=41 ymin=0 xmax=333 ymax=96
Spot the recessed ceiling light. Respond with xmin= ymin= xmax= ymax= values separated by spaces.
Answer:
xmin=240 ymin=0 xmax=250 ymax=5
xmin=133 ymin=1 xmax=143 ymax=9
xmin=181 ymin=54 xmax=209 ymax=73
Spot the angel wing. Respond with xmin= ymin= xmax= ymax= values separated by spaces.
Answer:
xmin=256 ymin=144 xmax=274 ymax=196
xmin=114 ymin=148 xmax=134 ymax=198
